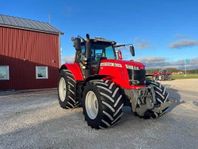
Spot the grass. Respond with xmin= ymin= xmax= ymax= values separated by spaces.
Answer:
xmin=172 ymin=74 xmax=198 ymax=80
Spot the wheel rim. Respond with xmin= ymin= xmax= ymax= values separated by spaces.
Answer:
xmin=85 ymin=91 xmax=99 ymax=119
xmin=59 ymin=77 xmax=67 ymax=102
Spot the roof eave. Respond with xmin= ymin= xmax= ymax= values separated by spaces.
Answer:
xmin=0 ymin=24 xmax=64 ymax=35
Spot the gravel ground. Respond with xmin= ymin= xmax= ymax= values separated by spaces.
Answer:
xmin=0 ymin=79 xmax=198 ymax=149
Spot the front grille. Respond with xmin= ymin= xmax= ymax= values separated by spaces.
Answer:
xmin=127 ymin=69 xmax=146 ymax=85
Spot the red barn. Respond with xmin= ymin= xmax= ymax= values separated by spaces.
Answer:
xmin=0 ymin=14 xmax=63 ymax=90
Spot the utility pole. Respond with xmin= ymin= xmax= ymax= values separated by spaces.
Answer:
xmin=184 ymin=59 xmax=190 ymax=77
xmin=184 ymin=59 xmax=187 ymax=77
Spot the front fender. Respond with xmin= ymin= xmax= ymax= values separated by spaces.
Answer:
xmin=60 ymin=63 xmax=84 ymax=81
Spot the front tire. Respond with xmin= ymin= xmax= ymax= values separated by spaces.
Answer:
xmin=149 ymin=81 xmax=170 ymax=118
xmin=82 ymin=80 xmax=124 ymax=129
xmin=58 ymin=69 xmax=79 ymax=109
xmin=135 ymin=80 xmax=170 ymax=119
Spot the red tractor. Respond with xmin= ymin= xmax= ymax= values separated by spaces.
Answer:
xmin=152 ymin=69 xmax=172 ymax=81
xmin=58 ymin=34 xmax=172 ymax=129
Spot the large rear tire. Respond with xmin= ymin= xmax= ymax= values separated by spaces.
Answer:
xmin=82 ymin=80 xmax=124 ymax=129
xmin=58 ymin=69 xmax=79 ymax=109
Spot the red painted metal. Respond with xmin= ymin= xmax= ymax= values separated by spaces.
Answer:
xmin=117 ymin=50 xmax=123 ymax=60
xmin=151 ymin=70 xmax=172 ymax=81
xmin=0 ymin=26 xmax=60 ymax=90
xmin=63 ymin=63 xmax=84 ymax=81
xmin=64 ymin=58 xmax=145 ymax=89
xmin=98 ymin=59 xmax=145 ymax=89
xmin=153 ymin=71 xmax=172 ymax=77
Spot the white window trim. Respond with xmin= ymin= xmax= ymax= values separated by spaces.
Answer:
xmin=36 ymin=66 xmax=48 ymax=79
xmin=0 ymin=65 xmax=9 ymax=80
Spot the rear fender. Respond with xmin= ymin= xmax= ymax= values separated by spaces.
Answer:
xmin=60 ymin=63 xmax=84 ymax=81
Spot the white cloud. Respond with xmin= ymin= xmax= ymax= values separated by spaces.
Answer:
xmin=134 ymin=38 xmax=150 ymax=49
xmin=169 ymin=39 xmax=198 ymax=49
xmin=136 ymin=57 xmax=198 ymax=70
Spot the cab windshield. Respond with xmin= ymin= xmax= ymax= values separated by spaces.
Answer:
xmin=91 ymin=44 xmax=116 ymax=60
xmin=115 ymin=46 xmax=133 ymax=60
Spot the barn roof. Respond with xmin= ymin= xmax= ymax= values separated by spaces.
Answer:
xmin=0 ymin=14 xmax=63 ymax=35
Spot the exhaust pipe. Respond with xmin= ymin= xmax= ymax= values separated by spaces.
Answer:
xmin=85 ymin=34 xmax=91 ymax=78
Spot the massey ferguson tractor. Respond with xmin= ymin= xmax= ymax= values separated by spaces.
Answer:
xmin=152 ymin=69 xmax=172 ymax=81
xmin=58 ymin=34 xmax=172 ymax=129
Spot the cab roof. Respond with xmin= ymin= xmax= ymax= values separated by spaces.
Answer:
xmin=80 ymin=37 xmax=116 ymax=45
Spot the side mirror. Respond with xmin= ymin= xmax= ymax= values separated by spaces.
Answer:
xmin=116 ymin=50 xmax=123 ymax=60
xmin=74 ymin=38 xmax=81 ymax=51
xmin=130 ymin=46 xmax=135 ymax=56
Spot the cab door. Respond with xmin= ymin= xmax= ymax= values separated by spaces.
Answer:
xmin=89 ymin=48 xmax=103 ymax=75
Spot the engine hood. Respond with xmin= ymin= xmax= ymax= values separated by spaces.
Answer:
xmin=100 ymin=59 xmax=145 ymax=70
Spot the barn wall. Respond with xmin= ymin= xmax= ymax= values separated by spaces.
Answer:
xmin=0 ymin=26 xmax=60 ymax=90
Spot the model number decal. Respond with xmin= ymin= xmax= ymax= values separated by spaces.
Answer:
xmin=100 ymin=62 xmax=122 ymax=67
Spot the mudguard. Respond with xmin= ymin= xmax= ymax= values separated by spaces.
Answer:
xmin=60 ymin=63 xmax=84 ymax=81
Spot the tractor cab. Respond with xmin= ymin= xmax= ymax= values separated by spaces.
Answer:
xmin=74 ymin=36 xmax=116 ymax=76
xmin=73 ymin=34 xmax=136 ymax=78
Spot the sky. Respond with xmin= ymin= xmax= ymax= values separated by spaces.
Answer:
xmin=1 ymin=0 xmax=198 ymax=69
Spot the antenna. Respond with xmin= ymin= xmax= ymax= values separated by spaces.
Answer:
xmin=48 ymin=14 xmax=51 ymax=24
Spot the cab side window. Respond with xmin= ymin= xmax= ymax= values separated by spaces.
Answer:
xmin=95 ymin=49 xmax=103 ymax=61
xmin=105 ymin=46 xmax=115 ymax=59
xmin=81 ymin=45 xmax=86 ymax=55
xmin=79 ymin=45 xmax=86 ymax=62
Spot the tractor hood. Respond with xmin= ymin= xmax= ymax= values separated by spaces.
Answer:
xmin=99 ymin=59 xmax=146 ymax=89
xmin=100 ymin=59 xmax=145 ymax=70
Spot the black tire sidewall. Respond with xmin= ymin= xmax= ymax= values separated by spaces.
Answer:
xmin=58 ymin=71 xmax=69 ymax=107
xmin=58 ymin=70 xmax=77 ymax=108
xmin=82 ymin=82 xmax=103 ymax=128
